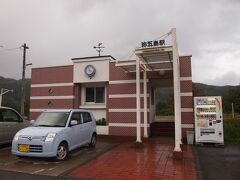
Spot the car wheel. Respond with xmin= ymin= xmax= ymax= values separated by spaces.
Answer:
xmin=89 ymin=134 xmax=97 ymax=148
xmin=56 ymin=142 xmax=68 ymax=160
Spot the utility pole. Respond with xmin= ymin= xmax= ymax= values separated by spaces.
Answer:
xmin=232 ymin=103 xmax=235 ymax=119
xmin=20 ymin=43 xmax=29 ymax=116
xmin=93 ymin=43 xmax=104 ymax=56
xmin=0 ymin=88 xmax=13 ymax=106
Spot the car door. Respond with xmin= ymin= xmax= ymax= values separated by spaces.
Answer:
xmin=68 ymin=112 xmax=85 ymax=149
xmin=0 ymin=109 xmax=8 ymax=144
xmin=1 ymin=108 xmax=24 ymax=142
xmin=81 ymin=112 xmax=93 ymax=143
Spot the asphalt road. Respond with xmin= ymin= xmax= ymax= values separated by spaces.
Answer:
xmin=0 ymin=170 xmax=79 ymax=180
xmin=193 ymin=144 xmax=240 ymax=180
xmin=0 ymin=137 xmax=119 ymax=179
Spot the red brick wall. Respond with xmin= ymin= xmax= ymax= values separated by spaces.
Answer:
xmin=31 ymin=65 xmax=73 ymax=84
xmin=179 ymin=56 xmax=192 ymax=77
xmin=109 ymin=62 xmax=136 ymax=80
xmin=108 ymin=98 xmax=149 ymax=109
xmin=31 ymin=86 xmax=74 ymax=96
xmin=181 ymin=112 xmax=194 ymax=124
xmin=108 ymin=62 xmax=150 ymax=136
xmin=179 ymin=55 xmax=194 ymax=138
xmin=180 ymin=81 xmax=192 ymax=92
xmin=109 ymin=83 xmax=148 ymax=94
xmin=73 ymin=84 xmax=80 ymax=109
xmin=30 ymin=99 xmax=73 ymax=109
xmin=106 ymin=83 xmax=109 ymax=125
xmin=181 ymin=96 xmax=193 ymax=108
xmin=30 ymin=112 xmax=41 ymax=120
xmin=108 ymin=112 xmax=149 ymax=124
xmin=30 ymin=65 xmax=75 ymax=120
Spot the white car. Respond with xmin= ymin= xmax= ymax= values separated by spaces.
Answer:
xmin=0 ymin=107 xmax=29 ymax=145
xmin=12 ymin=109 xmax=97 ymax=160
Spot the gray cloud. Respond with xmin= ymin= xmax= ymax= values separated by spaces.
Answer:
xmin=206 ymin=71 xmax=240 ymax=86
xmin=0 ymin=0 xmax=240 ymax=85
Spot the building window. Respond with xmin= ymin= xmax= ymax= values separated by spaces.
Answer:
xmin=85 ymin=87 xmax=105 ymax=103
xmin=86 ymin=87 xmax=95 ymax=102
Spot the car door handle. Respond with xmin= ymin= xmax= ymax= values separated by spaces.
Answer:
xmin=5 ymin=124 xmax=10 ymax=127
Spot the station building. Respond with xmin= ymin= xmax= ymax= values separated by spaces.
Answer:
xmin=29 ymin=29 xmax=193 ymax=152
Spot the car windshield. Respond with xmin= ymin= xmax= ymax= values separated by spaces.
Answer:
xmin=33 ymin=112 xmax=70 ymax=127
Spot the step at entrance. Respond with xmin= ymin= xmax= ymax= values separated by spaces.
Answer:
xmin=150 ymin=122 xmax=175 ymax=137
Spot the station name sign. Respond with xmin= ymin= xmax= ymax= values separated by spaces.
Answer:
xmin=141 ymin=40 xmax=165 ymax=48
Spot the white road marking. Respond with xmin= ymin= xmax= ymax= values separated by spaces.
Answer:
xmin=48 ymin=167 xmax=56 ymax=171
xmin=31 ymin=169 xmax=45 ymax=174
xmin=33 ymin=162 xmax=48 ymax=165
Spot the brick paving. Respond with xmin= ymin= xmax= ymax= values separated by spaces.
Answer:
xmin=68 ymin=137 xmax=196 ymax=180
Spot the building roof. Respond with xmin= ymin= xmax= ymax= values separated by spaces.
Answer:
xmin=116 ymin=46 xmax=174 ymax=72
xmin=72 ymin=55 xmax=116 ymax=61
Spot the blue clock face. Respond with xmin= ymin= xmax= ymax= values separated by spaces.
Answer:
xmin=85 ymin=65 xmax=96 ymax=78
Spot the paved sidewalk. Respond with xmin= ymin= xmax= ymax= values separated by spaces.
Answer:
xmin=193 ymin=144 xmax=240 ymax=180
xmin=69 ymin=137 xmax=196 ymax=180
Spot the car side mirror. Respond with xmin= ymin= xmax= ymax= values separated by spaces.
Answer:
xmin=30 ymin=120 xmax=35 ymax=125
xmin=70 ymin=120 xmax=78 ymax=126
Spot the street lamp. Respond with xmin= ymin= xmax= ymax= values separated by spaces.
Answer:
xmin=0 ymin=88 xmax=14 ymax=106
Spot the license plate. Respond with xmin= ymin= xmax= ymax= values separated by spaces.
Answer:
xmin=18 ymin=144 xmax=29 ymax=152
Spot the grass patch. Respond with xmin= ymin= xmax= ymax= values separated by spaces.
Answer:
xmin=224 ymin=119 xmax=240 ymax=143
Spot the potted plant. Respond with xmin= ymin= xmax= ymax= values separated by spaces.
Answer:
xmin=96 ymin=118 xmax=109 ymax=135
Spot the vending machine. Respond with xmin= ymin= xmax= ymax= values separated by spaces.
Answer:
xmin=194 ymin=96 xmax=224 ymax=144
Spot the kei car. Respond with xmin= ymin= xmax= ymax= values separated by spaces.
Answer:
xmin=0 ymin=107 xmax=29 ymax=145
xmin=11 ymin=109 xmax=97 ymax=160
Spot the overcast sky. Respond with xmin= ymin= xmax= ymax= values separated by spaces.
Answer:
xmin=0 ymin=0 xmax=240 ymax=86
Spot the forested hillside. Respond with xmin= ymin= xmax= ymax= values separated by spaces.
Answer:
xmin=0 ymin=76 xmax=30 ymax=115
xmin=155 ymin=82 xmax=239 ymax=115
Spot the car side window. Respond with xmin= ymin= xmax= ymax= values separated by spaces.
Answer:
xmin=0 ymin=110 xmax=3 ymax=122
xmin=70 ymin=112 xmax=82 ymax=125
xmin=82 ymin=112 xmax=92 ymax=123
xmin=1 ymin=109 xmax=20 ymax=122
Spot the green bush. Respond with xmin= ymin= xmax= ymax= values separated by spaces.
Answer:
xmin=96 ymin=118 xmax=107 ymax=126
xmin=156 ymin=109 xmax=174 ymax=116
xmin=224 ymin=119 xmax=240 ymax=143
xmin=155 ymin=102 xmax=174 ymax=116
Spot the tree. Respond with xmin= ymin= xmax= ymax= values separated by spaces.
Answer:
xmin=193 ymin=83 xmax=205 ymax=97
xmin=224 ymin=86 xmax=240 ymax=114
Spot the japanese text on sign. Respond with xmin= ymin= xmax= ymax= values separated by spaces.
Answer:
xmin=141 ymin=40 xmax=165 ymax=48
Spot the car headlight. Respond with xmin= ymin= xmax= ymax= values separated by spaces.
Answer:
xmin=45 ymin=133 xmax=56 ymax=142
xmin=14 ymin=132 xmax=22 ymax=141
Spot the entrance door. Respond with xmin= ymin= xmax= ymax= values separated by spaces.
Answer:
xmin=149 ymin=79 xmax=175 ymax=137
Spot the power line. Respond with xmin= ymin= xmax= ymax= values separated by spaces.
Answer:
xmin=0 ymin=46 xmax=22 ymax=54
xmin=5 ymin=46 xmax=22 ymax=51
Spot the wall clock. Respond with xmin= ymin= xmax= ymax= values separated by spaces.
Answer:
xmin=84 ymin=65 xmax=96 ymax=78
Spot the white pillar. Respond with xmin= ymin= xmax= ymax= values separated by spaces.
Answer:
xmin=178 ymin=65 xmax=182 ymax=144
xmin=143 ymin=70 xmax=148 ymax=138
xmin=0 ymin=89 xmax=3 ymax=106
xmin=172 ymin=28 xmax=182 ymax=152
xmin=136 ymin=56 xmax=142 ymax=143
